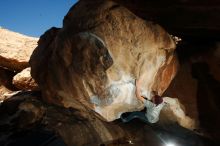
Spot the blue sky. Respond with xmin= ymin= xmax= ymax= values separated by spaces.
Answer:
xmin=0 ymin=0 xmax=77 ymax=37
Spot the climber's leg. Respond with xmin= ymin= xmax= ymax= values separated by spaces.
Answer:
xmin=120 ymin=111 xmax=149 ymax=123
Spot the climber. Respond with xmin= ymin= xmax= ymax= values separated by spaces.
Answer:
xmin=121 ymin=79 xmax=167 ymax=123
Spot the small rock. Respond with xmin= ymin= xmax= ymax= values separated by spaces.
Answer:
xmin=13 ymin=67 xmax=38 ymax=90
xmin=0 ymin=86 xmax=11 ymax=101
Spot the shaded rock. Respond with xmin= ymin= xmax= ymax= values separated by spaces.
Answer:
xmin=0 ymin=67 xmax=17 ymax=101
xmin=30 ymin=0 xmax=193 ymax=128
xmin=0 ymin=92 xmax=138 ymax=145
xmin=0 ymin=28 xmax=38 ymax=71
xmin=13 ymin=67 xmax=38 ymax=90
xmin=163 ymin=62 xmax=199 ymax=127
xmin=0 ymin=86 xmax=11 ymax=102
xmin=0 ymin=92 xmax=211 ymax=146
xmin=113 ymin=0 xmax=220 ymax=39
xmin=0 ymin=67 xmax=17 ymax=90
xmin=164 ymin=41 xmax=220 ymax=140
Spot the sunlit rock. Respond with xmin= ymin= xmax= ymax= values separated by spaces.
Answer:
xmin=0 ymin=28 xmax=38 ymax=71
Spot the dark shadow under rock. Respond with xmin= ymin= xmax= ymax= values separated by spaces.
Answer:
xmin=0 ymin=67 xmax=17 ymax=91
xmin=0 ymin=91 xmax=217 ymax=146
xmin=192 ymin=62 xmax=220 ymax=142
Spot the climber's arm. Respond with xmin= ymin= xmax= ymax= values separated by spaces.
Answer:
xmin=135 ymin=79 xmax=145 ymax=103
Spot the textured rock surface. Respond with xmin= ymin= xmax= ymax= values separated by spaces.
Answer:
xmin=30 ymin=0 xmax=194 ymax=128
xmin=0 ymin=28 xmax=38 ymax=71
xmin=12 ymin=67 xmax=38 ymax=90
xmin=0 ymin=86 xmax=10 ymax=102
xmin=0 ymin=92 xmax=208 ymax=146
xmin=164 ymin=42 xmax=220 ymax=139
xmin=113 ymin=0 xmax=220 ymax=39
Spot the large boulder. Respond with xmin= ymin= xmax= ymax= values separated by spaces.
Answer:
xmin=30 ymin=0 xmax=191 ymax=126
xmin=0 ymin=28 xmax=38 ymax=71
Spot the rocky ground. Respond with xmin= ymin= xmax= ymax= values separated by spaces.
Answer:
xmin=0 ymin=91 xmax=216 ymax=146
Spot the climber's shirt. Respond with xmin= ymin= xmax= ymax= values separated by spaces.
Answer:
xmin=143 ymin=99 xmax=166 ymax=123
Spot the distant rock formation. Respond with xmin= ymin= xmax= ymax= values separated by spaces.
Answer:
xmin=0 ymin=28 xmax=38 ymax=71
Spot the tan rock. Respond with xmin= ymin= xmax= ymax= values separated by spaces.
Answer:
xmin=160 ymin=97 xmax=196 ymax=130
xmin=30 ymin=0 xmax=192 ymax=128
xmin=0 ymin=85 xmax=11 ymax=102
xmin=0 ymin=28 xmax=38 ymax=71
xmin=12 ymin=67 xmax=38 ymax=90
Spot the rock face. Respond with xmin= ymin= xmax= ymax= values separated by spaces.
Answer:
xmin=30 ymin=0 xmax=190 ymax=126
xmin=0 ymin=28 xmax=38 ymax=71
xmin=12 ymin=67 xmax=38 ymax=90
